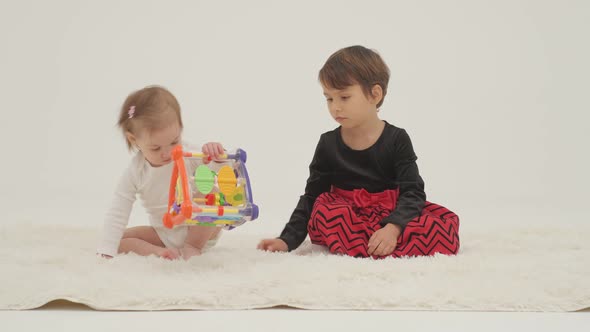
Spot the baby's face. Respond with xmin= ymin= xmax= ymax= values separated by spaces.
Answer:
xmin=321 ymin=84 xmax=378 ymax=128
xmin=135 ymin=122 xmax=182 ymax=167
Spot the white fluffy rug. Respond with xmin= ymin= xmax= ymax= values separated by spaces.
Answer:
xmin=0 ymin=223 xmax=588 ymax=311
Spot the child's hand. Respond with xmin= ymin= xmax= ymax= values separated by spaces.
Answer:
xmin=257 ymin=238 xmax=288 ymax=252
xmin=367 ymin=224 xmax=401 ymax=257
xmin=202 ymin=142 xmax=225 ymax=163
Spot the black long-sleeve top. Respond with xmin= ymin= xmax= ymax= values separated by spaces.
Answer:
xmin=279 ymin=121 xmax=426 ymax=251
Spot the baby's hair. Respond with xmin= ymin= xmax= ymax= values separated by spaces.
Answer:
xmin=319 ymin=45 xmax=390 ymax=108
xmin=117 ymin=85 xmax=183 ymax=151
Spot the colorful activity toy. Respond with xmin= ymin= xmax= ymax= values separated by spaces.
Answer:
xmin=162 ymin=145 xmax=259 ymax=230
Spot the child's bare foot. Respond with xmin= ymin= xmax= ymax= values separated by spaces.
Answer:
xmin=180 ymin=246 xmax=202 ymax=260
xmin=158 ymin=248 xmax=181 ymax=260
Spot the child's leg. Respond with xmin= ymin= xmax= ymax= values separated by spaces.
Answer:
xmin=392 ymin=202 xmax=460 ymax=258
xmin=119 ymin=226 xmax=179 ymax=259
xmin=308 ymin=192 xmax=375 ymax=257
xmin=180 ymin=226 xmax=222 ymax=259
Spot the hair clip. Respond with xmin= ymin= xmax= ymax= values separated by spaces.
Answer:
xmin=128 ymin=106 xmax=136 ymax=119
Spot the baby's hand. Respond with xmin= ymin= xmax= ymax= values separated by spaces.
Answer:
xmin=202 ymin=142 xmax=225 ymax=163
xmin=257 ymin=238 xmax=288 ymax=252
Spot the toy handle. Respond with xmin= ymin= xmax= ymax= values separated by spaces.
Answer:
xmin=183 ymin=149 xmax=247 ymax=163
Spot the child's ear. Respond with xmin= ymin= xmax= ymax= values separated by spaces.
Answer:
xmin=370 ymin=84 xmax=383 ymax=106
xmin=125 ymin=131 xmax=137 ymax=146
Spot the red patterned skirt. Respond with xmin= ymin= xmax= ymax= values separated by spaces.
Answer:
xmin=307 ymin=187 xmax=460 ymax=258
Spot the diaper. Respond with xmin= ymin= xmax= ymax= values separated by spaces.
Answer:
xmin=154 ymin=225 xmax=221 ymax=251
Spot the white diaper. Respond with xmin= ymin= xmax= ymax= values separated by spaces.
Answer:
xmin=154 ymin=225 xmax=222 ymax=251
xmin=154 ymin=225 xmax=188 ymax=249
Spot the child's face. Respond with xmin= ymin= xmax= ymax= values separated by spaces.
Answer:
xmin=132 ymin=122 xmax=182 ymax=167
xmin=322 ymin=83 xmax=379 ymax=128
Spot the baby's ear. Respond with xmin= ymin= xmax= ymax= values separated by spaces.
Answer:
xmin=370 ymin=84 xmax=383 ymax=105
xmin=125 ymin=131 xmax=137 ymax=145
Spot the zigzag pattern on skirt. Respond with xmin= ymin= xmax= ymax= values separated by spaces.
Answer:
xmin=307 ymin=190 xmax=460 ymax=258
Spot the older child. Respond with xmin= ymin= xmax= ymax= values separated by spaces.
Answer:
xmin=258 ymin=46 xmax=459 ymax=258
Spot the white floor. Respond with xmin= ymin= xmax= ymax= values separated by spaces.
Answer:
xmin=1 ymin=301 xmax=589 ymax=332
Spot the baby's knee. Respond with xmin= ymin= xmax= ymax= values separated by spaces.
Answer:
xmin=121 ymin=226 xmax=154 ymax=239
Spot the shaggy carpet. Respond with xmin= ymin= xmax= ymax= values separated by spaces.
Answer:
xmin=1 ymin=223 xmax=588 ymax=311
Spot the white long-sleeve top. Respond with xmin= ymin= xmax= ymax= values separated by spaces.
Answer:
xmin=98 ymin=144 xmax=201 ymax=257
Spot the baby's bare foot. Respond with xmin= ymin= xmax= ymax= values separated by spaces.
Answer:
xmin=158 ymin=248 xmax=181 ymax=260
xmin=180 ymin=247 xmax=202 ymax=260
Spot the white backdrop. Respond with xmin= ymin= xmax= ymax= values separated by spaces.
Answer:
xmin=0 ymin=0 xmax=588 ymax=236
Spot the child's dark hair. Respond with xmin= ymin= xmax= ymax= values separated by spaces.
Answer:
xmin=319 ymin=45 xmax=390 ymax=108
xmin=117 ymin=85 xmax=183 ymax=150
